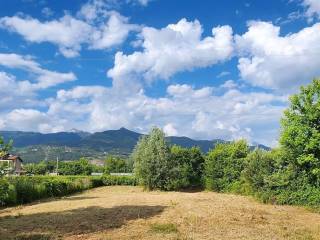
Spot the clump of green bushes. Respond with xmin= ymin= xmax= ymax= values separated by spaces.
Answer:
xmin=101 ymin=175 xmax=137 ymax=186
xmin=204 ymin=140 xmax=248 ymax=192
xmin=0 ymin=176 xmax=104 ymax=206
xmin=0 ymin=174 xmax=139 ymax=207
xmin=133 ymin=128 xmax=204 ymax=191
xmin=24 ymin=158 xmax=100 ymax=176
xmin=130 ymin=80 xmax=320 ymax=209
xmin=24 ymin=155 xmax=133 ymax=176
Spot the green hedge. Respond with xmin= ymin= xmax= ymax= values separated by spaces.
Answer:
xmin=0 ymin=175 xmax=135 ymax=207
xmin=101 ymin=175 xmax=137 ymax=186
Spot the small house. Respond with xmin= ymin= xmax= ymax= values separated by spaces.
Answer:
xmin=0 ymin=154 xmax=24 ymax=175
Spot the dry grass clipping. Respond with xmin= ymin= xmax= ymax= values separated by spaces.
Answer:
xmin=0 ymin=186 xmax=320 ymax=240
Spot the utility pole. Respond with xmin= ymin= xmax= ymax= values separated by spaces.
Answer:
xmin=56 ymin=156 xmax=59 ymax=175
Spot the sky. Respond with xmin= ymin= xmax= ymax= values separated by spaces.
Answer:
xmin=0 ymin=0 xmax=320 ymax=146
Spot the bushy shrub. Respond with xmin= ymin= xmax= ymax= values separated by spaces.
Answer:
xmin=104 ymin=155 xmax=132 ymax=174
xmin=205 ymin=140 xmax=249 ymax=192
xmin=243 ymin=149 xmax=283 ymax=194
xmin=170 ymin=146 xmax=205 ymax=188
xmin=101 ymin=175 xmax=137 ymax=186
xmin=133 ymin=128 xmax=204 ymax=191
xmin=58 ymin=158 xmax=93 ymax=175
xmin=1 ymin=176 xmax=101 ymax=206
xmin=0 ymin=174 xmax=143 ymax=207
xmin=0 ymin=178 xmax=9 ymax=206
xmin=24 ymin=158 xmax=100 ymax=176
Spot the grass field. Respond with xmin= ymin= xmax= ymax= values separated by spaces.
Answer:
xmin=0 ymin=186 xmax=320 ymax=240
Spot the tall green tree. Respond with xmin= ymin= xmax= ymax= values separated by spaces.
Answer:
xmin=132 ymin=127 xmax=175 ymax=190
xmin=280 ymin=78 xmax=320 ymax=185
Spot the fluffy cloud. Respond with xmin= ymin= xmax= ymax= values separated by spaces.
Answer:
xmin=0 ymin=82 xmax=286 ymax=145
xmin=163 ymin=123 xmax=178 ymax=136
xmin=0 ymin=15 xmax=92 ymax=57
xmin=108 ymin=19 xmax=234 ymax=87
xmin=89 ymin=11 xmax=139 ymax=50
xmin=0 ymin=2 xmax=138 ymax=57
xmin=235 ymin=21 xmax=320 ymax=90
xmin=303 ymin=0 xmax=320 ymax=20
xmin=0 ymin=109 xmax=65 ymax=133
xmin=0 ymin=72 xmax=39 ymax=110
xmin=0 ymin=54 xmax=76 ymax=111
xmin=1 ymin=12 xmax=305 ymax=146
xmin=0 ymin=53 xmax=76 ymax=89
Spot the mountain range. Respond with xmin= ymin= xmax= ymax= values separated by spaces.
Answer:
xmin=0 ymin=128 xmax=270 ymax=163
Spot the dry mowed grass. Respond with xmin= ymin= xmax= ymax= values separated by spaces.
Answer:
xmin=1 ymin=186 xmax=320 ymax=240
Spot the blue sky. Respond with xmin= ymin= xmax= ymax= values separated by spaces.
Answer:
xmin=0 ymin=0 xmax=319 ymax=146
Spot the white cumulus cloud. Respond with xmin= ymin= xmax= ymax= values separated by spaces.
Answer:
xmin=302 ymin=0 xmax=320 ymax=20
xmin=108 ymin=18 xmax=234 ymax=87
xmin=0 ymin=53 xmax=76 ymax=89
xmin=235 ymin=21 xmax=320 ymax=91
xmin=0 ymin=1 xmax=139 ymax=57
xmin=0 ymin=81 xmax=287 ymax=146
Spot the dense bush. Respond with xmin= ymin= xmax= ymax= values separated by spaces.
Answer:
xmin=0 ymin=174 xmax=140 ymax=207
xmin=56 ymin=158 xmax=93 ymax=175
xmin=101 ymin=175 xmax=137 ymax=186
xmin=243 ymin=148 xmax=320 ymax=207
xmin=133 ymin=128 xmax=205 ymax=191
xmin=170 ymin=145 xmax=205 ymax=188
xmin=242 ymin=149 xmax=285 ymax=195
xmin=4 ymin=176 xmax=98 ymax=205
xmin=24 ymin=161 xmax=48 ymax=175
xmin=24 ymin=157 xmax=133 ymax=176
xmin=104 ymin=155 xmax=133 ymax=174
xmin=0 ymin=178 xmax=10 ymax=205
xmin=24 ymin=158 xmax=103 ymax=176
xmin=205 ymin=140 xmax=249 ymax=192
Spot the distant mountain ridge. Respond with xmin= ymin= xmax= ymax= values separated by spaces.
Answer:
xmin=0 ymin=128 xmax=270 ymax=163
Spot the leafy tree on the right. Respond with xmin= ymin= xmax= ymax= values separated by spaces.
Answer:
xmin=280 ymin=78 xmax=320 ymax=185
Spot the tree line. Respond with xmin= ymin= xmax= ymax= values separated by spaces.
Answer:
xmin=1 ymin=79 xmax=320 ymax=208
xmin=133 ymin=79 xmax=320 ymax=207
xmin=22 ymin=156 xmax=133 ymax=176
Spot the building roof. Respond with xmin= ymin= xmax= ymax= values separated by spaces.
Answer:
xmin=0 ymin=154 xmax=23 ymax=162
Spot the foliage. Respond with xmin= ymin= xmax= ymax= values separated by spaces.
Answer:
xmin=58 ymin=158 xmax=93 ymax=175
xmin=205 ymin=140 xmax=249 ymax=192
xmin=133 ymin=127 xmax=179 ymax=190
xmin=104 ymin=155 xmax=132 ymax=174
xmin=0 ymin=174 xmax=139 ymax=207
xmin=101 ymin=175 xmax=137 ymax=186
xmin=24 ymin=158 xmax=100 ymax=176
xmin=0 ymin=136 xmax=13 ymax=177
xmin=243 ymin=149 xmax=285 ymax=194
xmin=0 ymin=178 xmax=10 ymax=205
xmin=24 ymin=161 xmax=48 ymax=175
xmin=280 ymin=79 xmax=320 ymax=186
xmin=170 ymin=145 xmax=205 ymax=188
xmin=0 ymin=136 xmax=13 ymax=158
